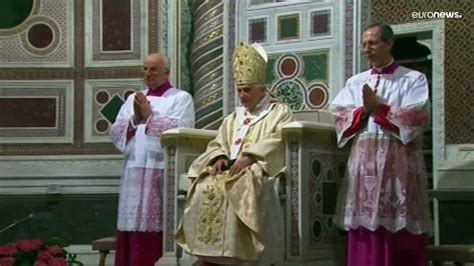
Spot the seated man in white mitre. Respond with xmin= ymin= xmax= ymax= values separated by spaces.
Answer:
xmin=175 ymin=42 xmax=292 ymax=265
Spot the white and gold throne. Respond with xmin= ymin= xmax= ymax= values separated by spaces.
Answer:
xmin=157 ymin=110 xmax=349 ymax=266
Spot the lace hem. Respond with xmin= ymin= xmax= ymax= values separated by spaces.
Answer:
xmin=117 ymin=216 xmax=163 ymax=232
xmin=336 ymin=136 xmax=432 ymax=237
xmin=110 ymin=119 xmax=130 ymax=151
xmin=145 ymin=115 xmax=179 ymax=138
xmin=387 ymin=105 xmax=428 ymax=145
xmin=336 ymin=218 xmax=433 ymax=236
xmin=117 ymin=168 xmax=163 ymax=232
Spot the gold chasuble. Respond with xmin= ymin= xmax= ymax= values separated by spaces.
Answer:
xmin=175 ymin=98 xmax=291 ymax=264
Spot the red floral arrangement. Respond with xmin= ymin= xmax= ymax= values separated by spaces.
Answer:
xmin=0 ymin=238 xmax=82 ymax=266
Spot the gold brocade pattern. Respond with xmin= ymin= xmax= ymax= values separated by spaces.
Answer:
xmin=197 ymin=176 xmax=225 ymax=245
xmin=191 ymin=0 xmax=225 ymax=129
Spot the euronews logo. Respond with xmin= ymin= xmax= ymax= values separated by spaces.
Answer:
xmin=412 ymin=11 xmax=463 ymax=19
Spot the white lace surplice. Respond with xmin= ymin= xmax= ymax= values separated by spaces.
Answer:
xmin=110 ymin=88 xmax=195 ymax=232
xmin=331 ymin=66 xmax=433 ymax=235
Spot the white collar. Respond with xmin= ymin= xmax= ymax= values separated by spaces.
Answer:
xmin=244 ymin=94 xmax=271 ymax=116
xmin=372 ymin=58 xmax=395 ymax=73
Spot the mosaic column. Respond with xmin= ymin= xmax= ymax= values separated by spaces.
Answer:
xmin=345 ymin=0 xmax=355 ymax=79
xmin=190 ymin=0 xmax=224 ymax=129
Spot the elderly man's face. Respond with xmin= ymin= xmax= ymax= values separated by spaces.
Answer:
xmin=142 ymin=56 xmax=169 ymax=89
xmin=362 ymin=27 xmax=393 ymax=66
xmin=237 ymin=85 xmax=266 ymax=111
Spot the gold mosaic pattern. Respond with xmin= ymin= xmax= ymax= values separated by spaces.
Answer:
xmin=195 ymin=90 xmax=223 ymax=111
xmin=148 ymin=0 xmax=158 ymax=53
xmin=193 ymin=26 xmax=224 ymax=49
xmin=194 ymin=59 xmax=223 ymax=87
xmin=195 ymin=3 xmax=223 ymax=27
xmin=372 ymin=1 xmax=473 ymax=144
xmin=191 ymin=0 xmax=224 ymax=129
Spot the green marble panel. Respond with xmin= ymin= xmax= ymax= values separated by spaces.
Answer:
xmin=322 ymin=182 xmax=337 ymax=215
xmin=278 ymin=15 xmax=299 ymax=40
xmin=266 ymin=57 xmax=276 ymax=85
xmin=100 ymin=95 xmax=124 ymax=123
xmin=0 ymin=195 xmax=118 ymax=245
xmin=303 ymin=53 xmax=327 ymax=81
xmin=0 ymin=0 xmax=33 ymax=29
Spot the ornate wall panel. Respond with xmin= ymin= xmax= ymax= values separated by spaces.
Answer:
xmin=0 ymin=0 xmax=74 ymax=67
xmin=0 ymin=80 xmax=74 ymax=144
xmin=307 ymin=150 xmax=346 ymax=248
xmin=285 ymin=129 xmax=349 ymax=260
xmin=179 ymin=1 xmax=193 ymax=93
xmin=288 ymin=141 xmax=300 ymax=256
xmin=157 ymin=0 xmax=169 ymax=54
xmin=277 ymin=12 xmax=301 ymax=42
xmin=248 ymin=16 xmax=268 ymax=44
xmin=190 ymin=0 xmax=225 ymax=129
xmin=242 ymin=4 xmax=336 ymax=49
xmin=345 ymin=0 xmax=354 ymax=79
xmin=226 ymin=1 xmax=238 ymax=114
xmin=311 ymin=9 xmax=331 ymax=38
xmin=371 ymin=1 xmax=473 ymax=144
xmin=267 ymin=50 xmax=330 ymax=110
xmin=84 ymin=0 xmax=148 ymax=67
xmin=237 ymin=1 xmax=345 ymax=113
xmin=147 ymin=0 xmax=159 ymax=53
xmin=0 ymin=0 xmax=153 ymax=154
xmin=84 ymin=79 xmax=143 ymax=143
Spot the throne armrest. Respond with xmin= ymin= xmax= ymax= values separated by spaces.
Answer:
xmin=159 ymin=128 xmax=218 ymax=259
xmin=161 ymin=128 xmax=217 ymax=145
xmin=161 ymin=128 xmax=217 ymax=194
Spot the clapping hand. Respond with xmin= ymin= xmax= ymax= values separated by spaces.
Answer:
xmin=133 ymin=97 xmax=142 ymax=123
xmin=362 ymin=84 xmax=378 ymax=114
xmin=133 ymin=92 xmax=153 ymax=123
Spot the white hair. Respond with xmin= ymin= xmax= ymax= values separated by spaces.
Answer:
xmin=162 ymin=55 xmax=171 ymax=71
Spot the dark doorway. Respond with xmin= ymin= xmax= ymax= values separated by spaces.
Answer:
xmin=393 ymin=35 xmax=433 ymax=189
